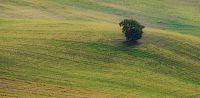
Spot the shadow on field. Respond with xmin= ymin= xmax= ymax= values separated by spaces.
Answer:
xmin=112 ymin=39 xmax=140 ymax=47
xmin=123 ymin=40 xmax=140 ymax=46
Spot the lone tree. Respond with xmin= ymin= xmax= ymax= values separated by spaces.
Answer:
xmin=119 ymin=19 xmax=145 ymax=41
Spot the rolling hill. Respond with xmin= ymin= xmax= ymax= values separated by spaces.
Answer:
xmin=0 ymin=0 xmax=200 ymax=97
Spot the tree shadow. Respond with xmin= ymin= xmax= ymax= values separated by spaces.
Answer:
xmin=112 ymin=39 xmax=140 ymax=47
xmin=123 ymin=40 xmax=140 ymax=47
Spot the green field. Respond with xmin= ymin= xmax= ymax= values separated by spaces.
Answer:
xmin=0 ymin=0 xmax=200 ymax=98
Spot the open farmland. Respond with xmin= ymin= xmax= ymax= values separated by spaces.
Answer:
xmin=0 ymin=0 xmax=200 ymax=97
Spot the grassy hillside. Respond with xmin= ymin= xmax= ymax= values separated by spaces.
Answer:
xmin=0 ymin=0 xmax=200 ymax=98
xmin=1 ymin=0 xmax=200 ymax=36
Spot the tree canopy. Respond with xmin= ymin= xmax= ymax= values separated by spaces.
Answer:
xmin=119 ymin=19 xmax=145 ymax=41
